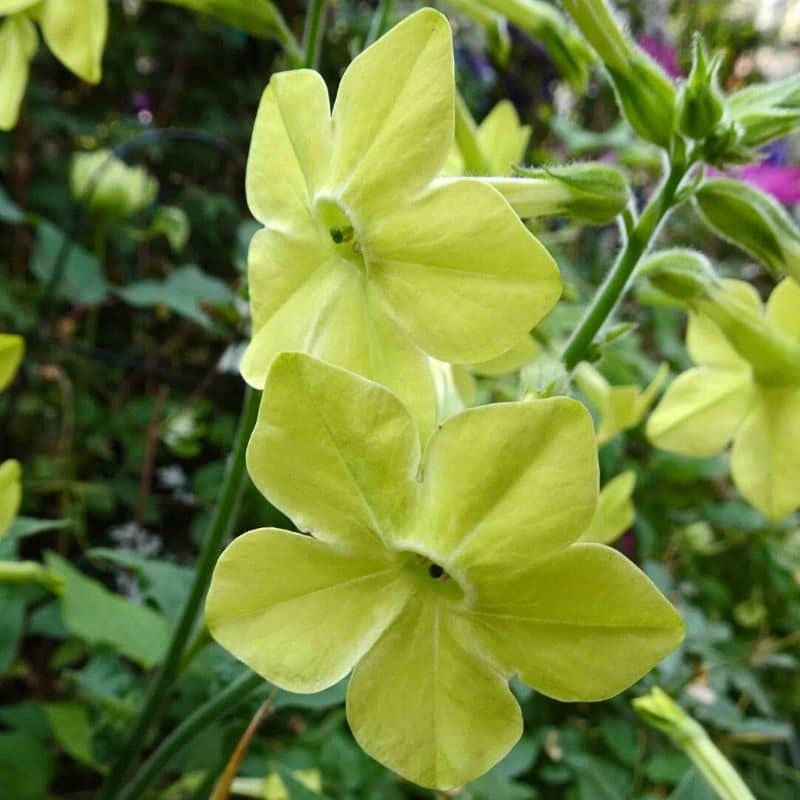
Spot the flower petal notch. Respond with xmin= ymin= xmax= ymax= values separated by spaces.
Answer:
xmin=648 ymin=278 xmax=800 ymax=521
xmin=207 ymin=352 xmax=685 ymax=790
xmin=240 ymin=9 xmax=561 ymax=440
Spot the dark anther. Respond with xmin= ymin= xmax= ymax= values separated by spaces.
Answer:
xmin=428 ymin=563 xmax=445 ymax=579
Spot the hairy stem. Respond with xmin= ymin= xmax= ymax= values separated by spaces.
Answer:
xmin=118 ymin=671 xmax=265 ymax=800
xmin=560 ymin=158 xmax=687 ymax=370
xmin=98 ymin=386 xmax=261 ymax=800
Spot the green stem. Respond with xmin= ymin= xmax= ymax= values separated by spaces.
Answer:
xmin=560 ymin=159 xmax=687 ymax=370
xmin=454 ymin=91 xmax=491 ymax=175
xmin=118 ymin=671 xmax=265 ymax=800
xmin=302 ymin=0 xmax=327 ymax=69
xmin=365 ymin=0 xmax=394 ymax=46
xmin=98 ymin=387 xmax=261 ymax=800
xmin=271 ymin=6 xmax=304 ymax=68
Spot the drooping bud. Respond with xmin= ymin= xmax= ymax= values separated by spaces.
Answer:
xmin=560 ymin=0 xmax=677 ymax=146
xmin=676 ymin=34 xmax=725 ymax=140
xmin=726 ymin=73 xmax=800 ymax=148
xmin=695 ymin=178 xmax=800 ymax=282
xmin=70 ymin=149 xmax=159 ymax=221
xmin=486 ymin=162 xmax=630 ymax=223
xmin=634 ymin=688 xmax=757 ymax=800
xmin=639 ymin=249 xmax=718 ymax=301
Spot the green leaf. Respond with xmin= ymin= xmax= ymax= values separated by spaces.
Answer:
xmin=0 ymin=184 xmax=24 ymax=223
xmin=0 ymin=732 xmax=55 ymax=800
xmin=669 ymin=768 xmax=715 ymax=800
xmin=0 ymin=587 xmax=25 ymax=673
xmin=30 ymin=222 xmax=109 ymax=305
xmin=44 ymin=702 xmax=105 ymax=772
xmin=154 ymin=0 xmax=284 ymax=39
xmin=44 ymin=552 xmax=169 ymax=668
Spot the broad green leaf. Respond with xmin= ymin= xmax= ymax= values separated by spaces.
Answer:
xmin=368 ymin=178 xmax=560 ymax=364
xmin=0 ymin=14 xmax=37 ymax=132
xmin=206 ymin=527 xmax=409 ymax=692
xmin=0 ymin=460 xmax=22 ymax=540
xmin=570 ymin=754 xmax=631 ymax=800
xmin=154 ymin=0 xmax=283 ymax=39
xmin=347 ymin=597 xmax=522 ymax=790
xmin=669 ymin=769 xmax=715 ymax=800
xmin=247 ymin=353 xmax=420 ymax=549
xmin=580 ymin=470 xmax=635 ymax=544
xmin=647 ymin=367 xmax=753 ymax=457
xmin=412 ymin=398 xmax=597 ymax=579
xmin=472 ymin=544 xmax=684 ymax=701
xmin=44 ymin=702 xmax=105 ymax=772
xmin=330 ymin=9 xmax=454 ymax=216
xmin=44 ymin=552 xmax=169 ymax=668
xmin=31 ymin=222 xmax=109 ymax=305
xmin=0 ymin=184 xmax=25 ymax=223
xmin=0 ymin=333 xmax=23 ymax=391
xmin=731 ymin=385 xmax=800 ymax=521
xmin=0 ymin=732 xmax=55 ymax=800
xmin=38 ymin=0 xmax=107 ymax=83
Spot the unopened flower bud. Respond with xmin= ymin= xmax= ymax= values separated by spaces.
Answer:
xmin=640 ymin=249 xmax=718 ymax=301
xmin=676 ymin=35 xmax=725 ymax=140
xmin=695 ymin=178 xmax=800 ymax=282
xmin=70 ymin=149 xmax=159 ymax=221
xmin=726 ymin=73 xmax=800 ymax=148
xmin=561 ymin=0 xmax=676 ymax=146
xmin=489 ymin=162 xmax=630 ymax=223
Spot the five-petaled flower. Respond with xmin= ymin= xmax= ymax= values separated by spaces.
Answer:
xmin=240 ymin=9 xmax=560 ymax=440
xmin=648 ymin=278 xmax=800 ymax=521
xmin=207 ymin=352 xmax=684 ymax=790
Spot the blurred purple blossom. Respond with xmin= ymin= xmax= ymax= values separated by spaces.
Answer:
xmin=638 ymin=35 xmax=681 ymax=79
xmin=734 ymin=162 xmax=800 ymax=204
xmin=133 ymin=91 xmax=152 ymax=112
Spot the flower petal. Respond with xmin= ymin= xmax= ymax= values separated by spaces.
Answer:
xmin=765 ymin=278 xmax=800 ymax=342
xmin=686 ymin=279 xmax=762 ymax=368
xmin=330 ymin=8 xmax=453 ymax=216
xmin=39 ymin=0 xmax=107 ymax=83
xmin=647 ymin=367 xmax=754 ymax=457
xmin=0 ymin=333 xmax=24 ymax=392
xmin=367 ymin=179 xmax=561 ymax=364
xmin=0 ymin=15 xmax=37 ymax=132
xmin=0 ymin=459 xmax=22 ymax=539
xmin=347 ymin=598 xmax=521 ymax=789
xmin=579 ymin=470 xmax=636 ymax=544
xmin=206 ymin=528 xmax=409 ymax=693
xmin=409 ymin=398 xmax=597 ymax=580
xmin=477 ymin=100 xmax=531 ymax=176
xmin=241 ymin=240 xmax=437 ymax=439
xmin=472 ymin=543 xmax=684 ymax=701
xmin=731 ymin=385 xmax=800 ymax=521
xmin=246 ymin=69 xmax=332 ymax=227
xmin=247 ymin=353 xmax=421 ymax=549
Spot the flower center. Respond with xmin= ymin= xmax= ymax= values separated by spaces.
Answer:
xmin=315 ymin=196 xmax=365 ymax=269
xmin=398 ymin=551 xmax=465 ymax=604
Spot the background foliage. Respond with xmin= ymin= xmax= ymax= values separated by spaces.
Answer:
xmin=1 ymin=0 xmax=799 ymax=797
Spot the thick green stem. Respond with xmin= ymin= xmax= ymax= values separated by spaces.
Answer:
xmin=560 ymin=160 xmax=686 ymax=370
xmin=365 ymin=0 xmax=394 ymax=46
xmin=454 ymin=92 xmax=492 ymax=175
xmin=302 ymin=0 xmax=327 ymax=69
xmin=98 ymin=386 xmax=261 ymax=800
xmin=118 ymin=671 xmax=265 ymax=800
xmin=271 ymin=7 xmax=304 ymax=68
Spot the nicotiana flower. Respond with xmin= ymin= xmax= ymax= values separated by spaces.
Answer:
xmin=648 ymin=278 xmax=800 ymax=521
xmin=207 ymin=352 xmax=684 ymax=790
xmin=0 ymin=333 xmax=24 ymax=391
xmin=0 ymin=0 xmax=107 ymax=130
xmin=0 ymin=459 xmax=21 ymax=539
xmin=574 ymin=360 xmax=668 ymax=445
xmin=240 ymin=9 xmax=560 ymax=440
xmin=580 ymin=469 xmax=636 ymax=544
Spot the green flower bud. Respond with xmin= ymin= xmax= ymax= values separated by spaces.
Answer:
xmin=726 ymin=73 xmax=800 ymax=148
xmin=676 ymin=35 xmax=725 ymax=140
xmin=492 ymin=162 xmax=630 ymax=223
xmin=561 ymin=0 xmax=676 ymax=146
xmin=634 ymin=688 xmax=757 ymax=800
xmin=70 ymin=149 xmax=159 ymax=221
xmin=695 ymin=178 xmax=800 ymax=282
xmin=639 ymin=249 xmax=718 ymax=301
xmin=700 ymin=121 xmax=756 ymax=168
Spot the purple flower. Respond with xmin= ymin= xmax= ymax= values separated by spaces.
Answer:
xmin=638 ymin=34 xmax=681 ymax=79
xmin=736 ymin=162 xmax=800 ymax=204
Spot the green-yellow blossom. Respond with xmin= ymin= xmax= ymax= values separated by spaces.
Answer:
xmin=575 ymin=360 xmax=668 ymax=445
xmin=0 ymin=459 xmax=21 ymax=539
xmin=580 ymin=470 xmax=636 ymax=544
xmin=0 ymin=333 xmax=24 ymax=391
xmin=70 ymin=149 xmax=159 ymax=221
xmin=240 ymin=9 xmax=561 ymax=440
xmin=444 ymin=99 xmax=531 ymax=177
xmin=648 ymin=278 xmax=800 ymax=521
xmin=0 ymin=0 xmax=108 ymax=130
xmin=206 ymin=352 xmax=684 ymax=790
